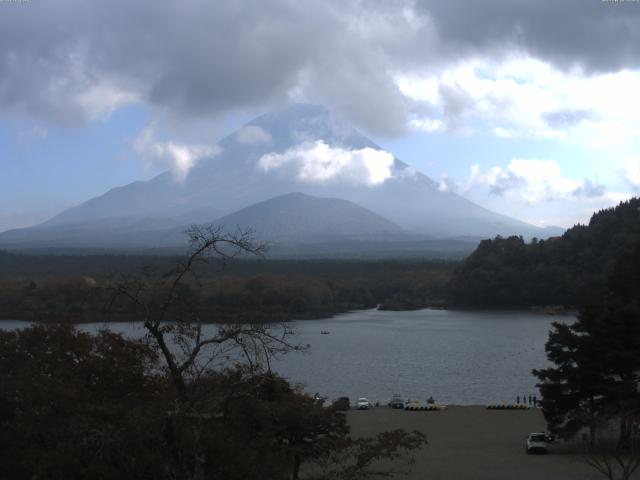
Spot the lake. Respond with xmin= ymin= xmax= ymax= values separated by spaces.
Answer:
xmin=0 ymin=308 xmax=570 ymax=405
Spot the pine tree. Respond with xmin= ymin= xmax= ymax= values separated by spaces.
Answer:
xmin=533 ymin=318 xmax=607 ymax=444
xmin=533 ymin=243 xmax=640 ymax=446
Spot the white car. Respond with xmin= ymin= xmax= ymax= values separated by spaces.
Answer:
xmin=356 ymin=397 xmax=371 ymax=410
xmin=525 ymin=433 xmax=549 ymax=454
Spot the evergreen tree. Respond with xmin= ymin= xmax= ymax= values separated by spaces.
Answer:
xmin=534 ymin=243 xmax=640 ymax=446
xmin=533 ymin=318 xmax=607 ymax=444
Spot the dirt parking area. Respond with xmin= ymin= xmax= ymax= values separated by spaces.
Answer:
xmin=347 ymin=406 xmax=630 ymax=480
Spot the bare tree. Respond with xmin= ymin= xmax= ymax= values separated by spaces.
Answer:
xmin=107 ymin=224 xmax=427 ymax=480
xmin=110 ymin=225 xmax=300 ymax=480
xmin=305 ymin=429 xmax=427 ymax=480
xmin=583 ymin=419 xmax=640 ymax=480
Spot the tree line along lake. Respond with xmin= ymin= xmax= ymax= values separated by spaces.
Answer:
xmin=0 ymin=308 xmax=570 ymax=405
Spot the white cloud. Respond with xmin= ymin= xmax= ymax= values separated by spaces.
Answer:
xmin=437 ymin=173 xmax=452 ymax=192
xmin=396 ymin=75 xmax=439 ymax=104
xmin=461 ymin=158 xmax=610 ymax=204
xmin=257 ymin=140 xmax=395 ymax=186
xmin=134 ymin=126 xmax=220 ymax=182
xmin=235 ymin=125 xmax=273 ymax=145
xmin=451 ymin=159 xmax=632 ymax=228
xmin=76 ymin=82 xmax=138 ymax=122
xmin=409 ymin=117 xmax=444 ymax=133
xmin=398 ymin=56 xmax=640 ymax=147
xmin=623 ymin=156 xmax=640 ymax=189
xmin=493 ymin=127 xmax=513 ymax=138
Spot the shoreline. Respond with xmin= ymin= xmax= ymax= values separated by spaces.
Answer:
xmin=0 ymin=304 xmax=579 ymax=325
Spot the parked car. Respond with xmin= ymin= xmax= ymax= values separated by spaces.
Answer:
xmin=525 ymin=433 xmax=549 ymax=454
xmin=389 ymin=394 xmax=405 ymax=409
xmin=356 ymin=397 xmax=371 ymax=410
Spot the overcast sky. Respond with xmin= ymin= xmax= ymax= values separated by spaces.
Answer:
xmin=2 ymin=0 xmax=640 ymax=231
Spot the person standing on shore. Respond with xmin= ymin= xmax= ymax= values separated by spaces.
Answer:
xmin=517 ymin=396 xmax=520 ymax=404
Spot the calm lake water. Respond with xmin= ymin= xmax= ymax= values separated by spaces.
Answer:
xmin=0 ymin=308 xmax=571 ymax=405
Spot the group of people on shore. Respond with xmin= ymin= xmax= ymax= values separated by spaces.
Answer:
xmin=516 ymin=395 xmax=538 ymax=406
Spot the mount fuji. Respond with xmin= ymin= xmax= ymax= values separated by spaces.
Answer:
xmin=0 ymin=104 xmax=561 ymax=255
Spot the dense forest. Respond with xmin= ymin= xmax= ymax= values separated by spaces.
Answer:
xmin=0 ymin=254 xmax=454 ymax=323
xmin=449 ymin=198 xmax=640 ymax=308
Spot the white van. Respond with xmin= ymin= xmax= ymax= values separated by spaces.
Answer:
xmin=525 ymin=433 xmax=548 ymax=454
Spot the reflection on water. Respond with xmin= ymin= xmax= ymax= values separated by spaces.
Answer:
xmin=0 ymin=308 xmax=570 ymax=405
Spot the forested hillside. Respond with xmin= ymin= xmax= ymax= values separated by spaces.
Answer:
xmin=449 ymin=198 xmax=640 ymax=307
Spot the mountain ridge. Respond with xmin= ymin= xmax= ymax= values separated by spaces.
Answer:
xmin=0 ymin=104 xmax=563 ymax=253
xmin=211 ymin=192 xmax=405 ymax=241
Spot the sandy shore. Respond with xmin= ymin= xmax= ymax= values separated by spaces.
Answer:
xmin=347 ymin=406 xmax=619 ymax=480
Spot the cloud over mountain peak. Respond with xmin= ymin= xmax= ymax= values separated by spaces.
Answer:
xmin=257 ymin=140 xmax=395 ymax=186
